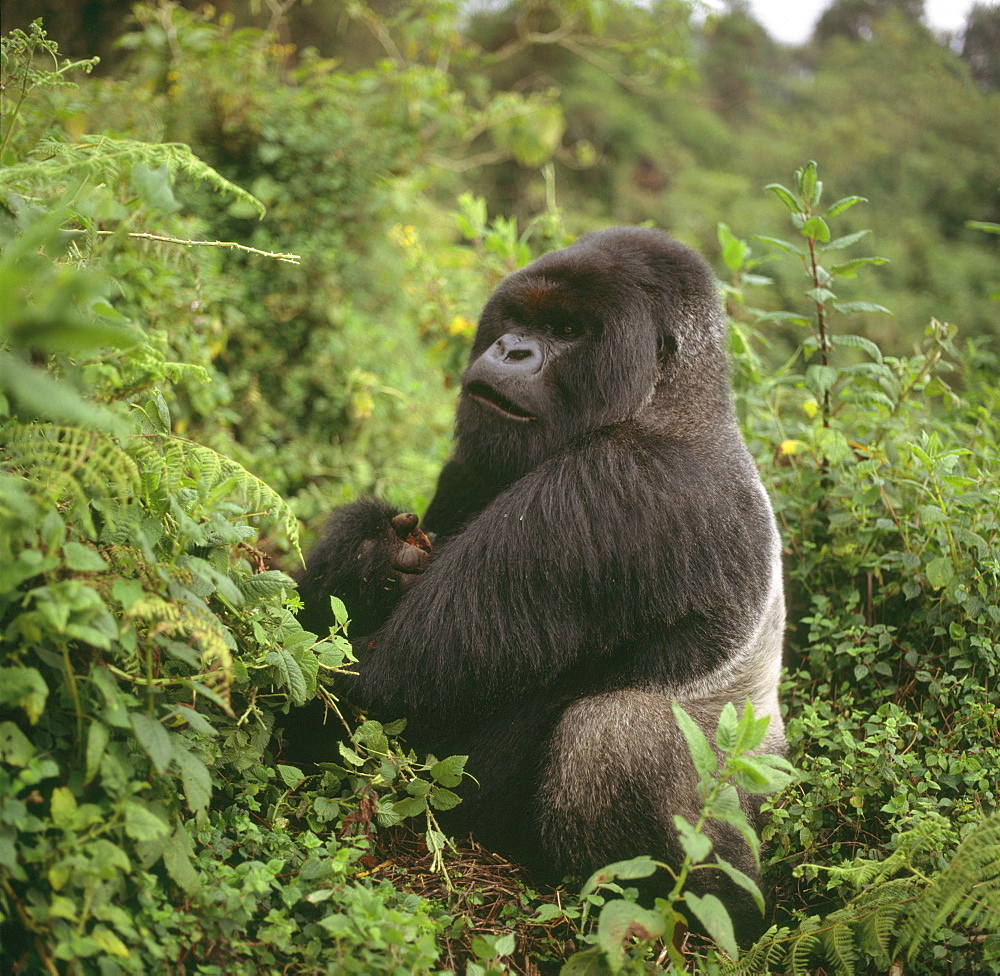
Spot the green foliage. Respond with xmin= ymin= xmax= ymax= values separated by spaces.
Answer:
xmin=723 ymin=162 xmax=1000 ymax=975
xmin=3 ymin=7 xmax=999 ymax=974
xmin=562 ymin=704 xmax=795 ymax=975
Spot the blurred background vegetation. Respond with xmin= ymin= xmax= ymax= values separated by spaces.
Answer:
xmin=1 ymin=1 xmax=998 ymax=973
xmin=5 ymin=0 xmax=997 ymax=531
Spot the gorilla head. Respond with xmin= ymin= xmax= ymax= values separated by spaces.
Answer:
xmin=452 ymin=228 xmax=733 ymax=484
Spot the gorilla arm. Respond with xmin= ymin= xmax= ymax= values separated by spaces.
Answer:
xmin=339 ymin=429 xmax=772 ymax=739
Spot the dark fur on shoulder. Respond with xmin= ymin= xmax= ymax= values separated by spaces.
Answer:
xmin=291 ymin=228 xmax=786 ymax=943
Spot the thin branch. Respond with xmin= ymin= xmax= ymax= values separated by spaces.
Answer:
xmin=96 ymin=230 xmax=300 ymax=263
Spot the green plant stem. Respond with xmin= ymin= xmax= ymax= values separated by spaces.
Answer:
xmin=60 ymin=643 xmax=85 ymax=744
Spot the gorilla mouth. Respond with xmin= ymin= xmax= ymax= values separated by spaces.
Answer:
xmin=466 ymin=382 xmax=536 ymax=422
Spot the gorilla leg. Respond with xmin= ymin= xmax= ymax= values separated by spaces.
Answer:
xmin=536 ymin=689 xmax=765 ymax=942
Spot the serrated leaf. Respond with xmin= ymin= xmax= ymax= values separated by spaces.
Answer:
xmin=831 ymin=333 xmax=883 ymax=361
xmin=823 ymin=229 xmax=871 ymax=251
xmin=672 ymin=703 xmax=717 ymax=780
xmin=163 ymin=825 xmax=200 ymax=894
xmin=124 ymin=801 xmax=169 ymax=841
xmin=266 ymin=647 xmax=308 ymax=704
xmin=763 ymin=183 xmax=801 ymax=213
xmin=925 ymin=556 xmax=955 ymax=589
xmin=173 ymin=743 xmax=212 ymax=815
xmin=430 ymin=755 xmax=467 ymax=787
xmin=674 ymin=815 xmax=713 ymax=862
xmin=130 ymin=712 xmax=172 ymax=774
xmin=805 ymin=364 xmax=839 ymax=396
xmin=824 ymin=195 xmax=868 ymax=218
xmin=715 ymin=701 xmax=739 ymax=753
xmin=753 ymin=235 xmax=804 ymax=256
xmin=50 ymin=786 xmax=78 ymax=828
xmin=581 ymin=855 xmax=658 ymax=895
xmin=63 ymin=541 xmax=109 ymax=572
xmin=429 ymin=787 xmax=462 ymax=811
xmin=832 ymin=300 xmax=893 ymax=316
xmin=713 ymin=856 xmax=766 ymax=913
xmin=800 ymin=216 xmax=830 ymax=242
xmin=829 ymin=256 xmax=889 ymax=278
xmin=560 ymin=947 xmax=610 ymax=976
xmin=392 ymin=796 xmax=429 ymax=818
xmin=85 ymin=720 xmax=110 ymax=785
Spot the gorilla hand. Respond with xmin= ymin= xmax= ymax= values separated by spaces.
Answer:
xmin=297 ymin=498 xmax=432 ymax=636
xmin=385 ymin=512 xmax=432 ymax=590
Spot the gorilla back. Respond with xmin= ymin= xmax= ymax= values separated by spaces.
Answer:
xmin=295 ymin=227 xmax=785 ymax=940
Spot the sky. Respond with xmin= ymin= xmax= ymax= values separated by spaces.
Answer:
xmin=700 ymin=0 xmax=983 ymax=45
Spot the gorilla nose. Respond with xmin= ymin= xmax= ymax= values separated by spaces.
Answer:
xmin=490 ymin=333 xmax=544 ymax=372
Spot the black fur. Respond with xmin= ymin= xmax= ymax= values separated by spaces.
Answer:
xmin=292 ymin=228 xmax=785 ymax=941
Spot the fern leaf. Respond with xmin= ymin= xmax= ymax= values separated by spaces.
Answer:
xmin=1 ymin=136 xmax=265 ymax=218
xmin=896 ymin=812 xmax=1000 ymax=961
xmin=128 ymin=433 xmax=301 ymax=558
xmin=1 ymin=422 xmax=140 ymax=536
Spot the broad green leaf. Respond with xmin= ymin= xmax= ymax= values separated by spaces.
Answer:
xmin=832 ymin=300 xmax=893 ymax=316
xmin=715 ymin=701 xmax=739 ymax=753
xmin=805 ymin=364 xmax=839 ymax=396
xmin=829 ymin=256 xmax=889 ymax=278
xmin=428 ymin=787 xmax=462 ymax=811
xmin=800 ymin=216 xmax=830 ymax=242
xmin=831 ymin=333 xmax=883 ymax=361
xmin=85 ymin=721 xmax=110 ymax=785
xmin=430 ymin=755 xmax=467 ymax=787
xmin=560 ymin=947 xmax=610 ymax=976
xmin=50 ymin=786 xmax=78 ymax=828
xmin=173 ymin=744 xmax=212 ymax=815
xmin=91 ymin=926 xmax=130 ymax=959
xmin=163 ymin=825 xmax=200 ymax=894
xmin=0 ymin=667 xmax=48 ymax=724
xmin=763 ymin=183 xmax=800 ymax=213
xmin=123 ymin=801 xmax=169 ymax=841
xmin=823 ymin=229 xmax=871 ymax=251
xmin=596 ymin=900 xmax=666 ymax=972
xmin=330 ymin=595 xmax=350 ymax=630
xmin=713 ymin=856 xmax=766 ymax=912
xmin=684 ymin=892 xmax=739 ymax=959
xmin=581 ymin=855 xmax=658 ymax=895
xmin=753 ymin=234 xmax=804 ymax=256
xmin=277 ymin=764 xmax=306 ymax=788
xmin=130 ymin=712 xmax=172 ymax=774
xmin=672 ymin=702 xmax=717 ymax=780
xmin=63 ymin=541 xmax=109 ymax=572
xmin=674 ymin=815 xmax=712 ymax=862
xmin=392 ymin=796 xmax=428 ymax=818
xmin=925 ymin=556 xmax=955 ymax=589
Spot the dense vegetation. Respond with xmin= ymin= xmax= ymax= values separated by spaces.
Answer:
xmin=1 ymin=2 xmax=997 ymax=974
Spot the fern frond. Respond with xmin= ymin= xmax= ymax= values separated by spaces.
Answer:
xmin=1 ymin=136 xmax=265 ymax=218
xmin=126 ymin=597 xmax=234 ymax=710
xmin=128 ymin=433 xmax=301 ymax=558
xmin=896 ymin=811 xmax=1000 ymax=961
xmin=0 ymin=422 xmax=140 ymax=536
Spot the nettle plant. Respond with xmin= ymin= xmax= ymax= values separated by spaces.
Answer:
xmin=718 ymin=163 xmax=1000 ymax=975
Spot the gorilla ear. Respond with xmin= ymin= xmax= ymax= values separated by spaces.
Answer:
xmin=657 ymin=333 xmax=678 ymax=360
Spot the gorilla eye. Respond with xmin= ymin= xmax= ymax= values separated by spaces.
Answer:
xmin=558 ymin=323 xmax=582 ymax=338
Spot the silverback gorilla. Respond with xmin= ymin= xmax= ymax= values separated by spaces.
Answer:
xmin=293 ymin=227 xmax=785 ymax=939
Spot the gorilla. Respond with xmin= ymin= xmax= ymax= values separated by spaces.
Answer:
xmin=293 ymin=227 xmax=785 ymax=939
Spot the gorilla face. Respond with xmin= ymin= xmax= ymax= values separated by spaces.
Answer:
xmin=453 ymin=227 xmax=726 ymax=482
